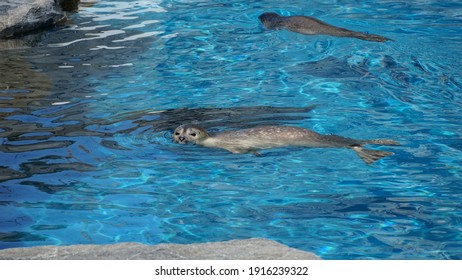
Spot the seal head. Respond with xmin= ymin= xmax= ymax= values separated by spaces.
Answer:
xmin=173 ymin=124 xmax=209 ymax=145
xmin=258 ymin=12 xmax=286 ymax=29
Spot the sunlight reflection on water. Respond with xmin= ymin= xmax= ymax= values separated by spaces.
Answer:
xmin=0 ymin=0 xmax=461 ymax=259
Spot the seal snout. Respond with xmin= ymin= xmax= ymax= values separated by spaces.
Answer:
xmin=177 ymin=136 xmax=187 ymax=143
xmin=173 ymin=124 xmax=188 ymax=144
xmin=174 ymin=135 xmax=189 ymax=144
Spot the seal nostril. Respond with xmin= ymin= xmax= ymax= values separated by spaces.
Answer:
xmin=179 ymin=136 xmax=185 ymax=142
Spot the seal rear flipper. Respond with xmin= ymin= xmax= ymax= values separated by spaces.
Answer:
xmin=351 ymin=146 xmax=394 ymax=164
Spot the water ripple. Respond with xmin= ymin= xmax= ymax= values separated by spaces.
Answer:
xmin=1 ymin=0 xmax=462 ymax=259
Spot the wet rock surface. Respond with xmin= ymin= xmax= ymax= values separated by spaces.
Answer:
xmin=0 ymin=238 xmax=320 ymax=260
xmin=0 ymin=0 xmax=78 ymax=39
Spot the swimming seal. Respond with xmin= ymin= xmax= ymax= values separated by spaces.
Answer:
xmin=259 ymin=12 xmax=391 ymax=42
xmin=173 ymin=124 xmax=400 ymax=164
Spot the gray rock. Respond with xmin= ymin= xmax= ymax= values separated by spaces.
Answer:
xmin=0 ymin=238 xmax=321 ymax=260
xmin=0 ymin=0 xmax=65 ymax=39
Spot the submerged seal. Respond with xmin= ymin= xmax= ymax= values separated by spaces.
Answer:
xmin=259 ymin=12 xmax=391 ymax=42
xmin=173 ymin=124 xmax=400 ymax=164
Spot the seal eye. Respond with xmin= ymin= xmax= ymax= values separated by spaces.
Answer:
xmin=190 ymin=133 xmax=197 ymax=137
xmin=174 ymin=132 xmax=180 ymax=135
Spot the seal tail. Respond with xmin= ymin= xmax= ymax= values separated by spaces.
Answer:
xmin=351 ymin=146 xmax=394 ymax=164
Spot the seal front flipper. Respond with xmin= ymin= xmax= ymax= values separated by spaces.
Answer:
xmin=351 ymin=146 xmax=394 ymax=164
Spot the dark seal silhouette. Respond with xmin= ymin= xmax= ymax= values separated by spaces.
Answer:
xmin=259 ymin=12 xmax=391 ymax=42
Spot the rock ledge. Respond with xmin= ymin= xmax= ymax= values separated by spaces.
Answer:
xmin=0 ymin=238 xmax=320 ymax=260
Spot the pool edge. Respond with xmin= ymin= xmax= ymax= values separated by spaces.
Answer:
xmin=0 ymin=238 xmax=321 ymax=260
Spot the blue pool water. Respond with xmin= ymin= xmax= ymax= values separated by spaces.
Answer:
xmin=1 ymin=0 xmax=461 ymax=259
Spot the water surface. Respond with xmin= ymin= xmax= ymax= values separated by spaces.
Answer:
xmin=1 ymin=0 xmax=461 ymax=259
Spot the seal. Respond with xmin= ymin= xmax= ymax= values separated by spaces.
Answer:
xmin=259 ymin=12 xmax=391 ymax=42
xmin=173 ymin=124 xmax=400 ymax=164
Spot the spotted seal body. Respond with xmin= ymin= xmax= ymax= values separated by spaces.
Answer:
xmin=173 ymin=124 xmax=399 ymax=164
xmin=259 ymin=12 xmax=391 ymax=42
